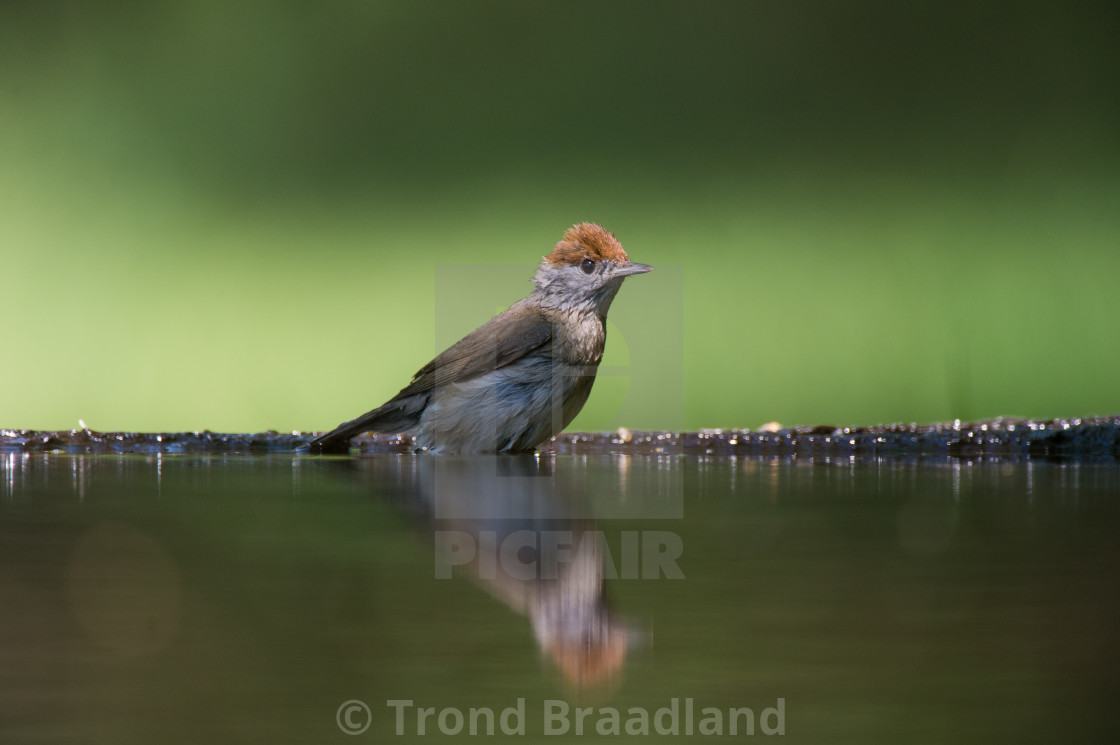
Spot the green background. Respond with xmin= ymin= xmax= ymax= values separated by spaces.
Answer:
xmin=3 ymin=1 xmax=1118 ymax=433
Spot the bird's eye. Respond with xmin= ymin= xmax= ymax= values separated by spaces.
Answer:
xmin=580 ymin=258 xmax=596 ymax=274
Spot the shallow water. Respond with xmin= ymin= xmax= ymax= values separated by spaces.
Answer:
xmin=2 ymin=452 xmax=1118 ymax=743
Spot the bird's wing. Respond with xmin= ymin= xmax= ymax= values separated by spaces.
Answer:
xmin=389 ymin=306 xmax=555 ymax=401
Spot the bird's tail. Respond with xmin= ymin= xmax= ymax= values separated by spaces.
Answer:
xmin=306 ymin=394 xmax=427 ymax=452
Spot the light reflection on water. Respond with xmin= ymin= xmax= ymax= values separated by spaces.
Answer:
xmin=1 ymin=453 xmax=1118 ymax=743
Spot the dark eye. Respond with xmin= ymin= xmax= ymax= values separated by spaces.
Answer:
xmin=580 ymin=258 xmax=596 ymax=274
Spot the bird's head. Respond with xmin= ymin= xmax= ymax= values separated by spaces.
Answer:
xmin=533 ymin=223 xmax=652 ymax=314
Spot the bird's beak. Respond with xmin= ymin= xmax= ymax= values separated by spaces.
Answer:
xmin=614 ymin=261 xmax=653 ymax=277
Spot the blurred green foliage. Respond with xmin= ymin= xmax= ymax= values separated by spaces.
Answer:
xmin=3 ymin=1 xmax=1118 ymax=432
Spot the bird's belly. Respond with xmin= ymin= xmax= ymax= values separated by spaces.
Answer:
xmin=416 ymin=357 xmax=596 ymax=453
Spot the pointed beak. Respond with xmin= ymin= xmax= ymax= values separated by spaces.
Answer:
xmin=614 ymin=261 xmax=653 ymax=278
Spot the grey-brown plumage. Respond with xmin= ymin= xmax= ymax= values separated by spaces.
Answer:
xmin=308 ymin=223 xmax=651 ymax=453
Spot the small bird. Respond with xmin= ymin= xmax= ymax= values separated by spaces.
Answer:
xmin=308 ymin=223 xmax=651 ymax=453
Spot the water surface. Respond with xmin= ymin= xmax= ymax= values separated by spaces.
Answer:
xmin=2 ymin=452 xmax=1117 ymax=743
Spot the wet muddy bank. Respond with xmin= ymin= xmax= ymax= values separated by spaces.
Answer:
xmin=3 ymin=416 xmax=1117 ymax=458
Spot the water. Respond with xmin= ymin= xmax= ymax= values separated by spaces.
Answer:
xmin=2 ymin=451 xmax=1118 ymax=743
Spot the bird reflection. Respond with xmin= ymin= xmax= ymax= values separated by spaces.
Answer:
xmin=343 ymin=453 xmax=635 ymax=691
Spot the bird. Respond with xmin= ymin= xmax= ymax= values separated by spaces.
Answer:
xmin=308 ymin=222 xmax=651 ymax=453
